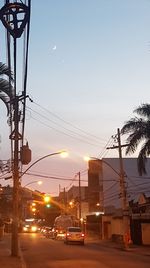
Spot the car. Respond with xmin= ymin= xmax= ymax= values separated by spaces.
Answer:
xmin=40 ymin=226 xmax=47 ymax=234
xmin=55 ymin=229 xmax=66 ymax=240
xmin=22 ymin=224 xmax=38 ymax=233
xmin=44 ymin=227 xmax=54 ymax=239
xmin=64 ymin=227 xmax=85 ymax=245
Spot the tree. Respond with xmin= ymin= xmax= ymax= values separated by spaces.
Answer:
xmin=121 ymin=103 xmax=150 ymax=175
xmin=0 ymin=62 xmax=14 ymax=114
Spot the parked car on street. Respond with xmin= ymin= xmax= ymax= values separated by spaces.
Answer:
xmin=64 ymin=227 xmax=85 ymax=245
xmin=44 ymin=227 xmax=54 ymax=239
xmin=55 ymin=229 xmax=66 ymax=240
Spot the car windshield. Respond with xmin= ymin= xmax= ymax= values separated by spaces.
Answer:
xmin=68 ymin=227 xmax=81 ymax=232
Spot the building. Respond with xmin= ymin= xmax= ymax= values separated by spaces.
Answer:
xmin=88 ymin=158 xmax=150 ymax=211
xmin=87 ymin=158 xmax=150 ymax=244
xmin=129 ymin=193 xmax=150 ymax=245
xmin=59 ymin=185 xmax=89 ymax=220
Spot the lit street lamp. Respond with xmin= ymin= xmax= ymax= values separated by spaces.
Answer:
xmin=20 ymin=150 xmax=68 ymax=179
xmin=23 ymin=180 xmax=43 ymax=188
xmin=13 ymin=150 xmax=67 ymax=256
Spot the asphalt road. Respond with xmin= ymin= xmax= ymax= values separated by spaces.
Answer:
xmin=20 ymin=233 xmax=150 ymax=268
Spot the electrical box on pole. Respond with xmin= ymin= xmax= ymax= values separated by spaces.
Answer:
xmin=20 ymin=142 xmax=31 ymax=165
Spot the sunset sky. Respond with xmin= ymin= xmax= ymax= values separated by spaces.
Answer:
xmin=0 ymin=0 xmax=150 ymax=195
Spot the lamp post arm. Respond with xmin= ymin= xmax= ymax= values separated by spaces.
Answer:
xmin=90 ymin=157 xmax=120 ymax=178
xmin=101 ymin=159 xmax=120 ymax=178
xmin=23 ymin=180 xmax=40 ymax=188
xmin=20 ymin=151 xmax=65 ymax=178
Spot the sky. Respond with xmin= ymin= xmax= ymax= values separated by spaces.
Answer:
xmin=0 ymin=0 xmax=150 ymax=196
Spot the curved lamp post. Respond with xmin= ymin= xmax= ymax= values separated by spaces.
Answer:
xmin=20 ymin=150 xmax=68 ymax=179
xmin=84 ymin=156 xmax=120 ymax=177
xmin=23 ymin=180 xmax=42 ymax=188
xmin=15 ymin=150 xmax=67 ymax=256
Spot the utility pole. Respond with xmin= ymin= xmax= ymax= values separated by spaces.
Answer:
xmin=64 ymin=187 xmax=66 ymax=210
xmin=0 ymin=1 xmax=31 ymax=256
xmin=10 ymin=96 xmax=20 ymax=256
xmin=78 ymin=172 xmax=82 ymax=224
xmin=117 ymin=128 xmax=128 ymax=212
xmin=107 ymin=128 xmax=129 ymax=248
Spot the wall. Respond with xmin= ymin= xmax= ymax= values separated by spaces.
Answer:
xmin=102 ymin=215 xmax=124 ymax=242
xmin=141 ymin=223 xmax=150 ymax=245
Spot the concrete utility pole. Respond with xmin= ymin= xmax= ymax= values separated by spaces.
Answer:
xmin=107 ymin=128 xmax=129 ymax=248
xmin=11 ymin=96 xmax=20 ymax=256
xmin=0 ymin=1 xmax=31 ymax=256
xmin=78 ymin=172 xmax=82 ymax=222
xmin=64 ymin=187 xmax=66 ymax=209
xmin=117 ymin=129 xmax=128 ymax=212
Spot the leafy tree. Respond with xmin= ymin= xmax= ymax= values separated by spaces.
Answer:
xmin=0 ymin=62 xmax=14 ymax=114
xmin=0 ymin=192 xmax=12 ymax=216
xmin=121 ymin=103 xmax=150 ymax=175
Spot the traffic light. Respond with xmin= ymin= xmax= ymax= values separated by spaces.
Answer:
xmin=44 ymin=195 xmax=51 ymax=208
xmin=45 ymin=203 xmax=51 ymax=208
xmin=44 ymin=195 xmax=51 ymax=203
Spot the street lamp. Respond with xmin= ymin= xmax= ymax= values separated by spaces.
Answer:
xmin=23 ymin=180 xmax=43 ymax=188
xmin=20 ymin=150 xmax=68 ymax=179
xmin=84 ymin=156 xmax=120 ymax=177
xmin=13 ymin=150 xmax=67 ymax=256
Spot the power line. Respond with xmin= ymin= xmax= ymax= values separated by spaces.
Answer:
xmin=98 ymin=136 xmax=114 ymax=159
xmin=29 ymin=114 xmax=104 ymax=148
xmin=103 ymin=181 xmax=118 ymax=194
xmin=27 ymin=106 xmax=104 ymax=147
xmin=32 ymin=101 xmax=106 ymax=143
xmin=24 ymin=172 xmax=88 ymax=182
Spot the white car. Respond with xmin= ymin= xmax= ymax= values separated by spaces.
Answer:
xmin=64 ymin=227 xmax=85 ymax=245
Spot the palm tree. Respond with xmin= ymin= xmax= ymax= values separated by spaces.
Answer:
xmin=0 ymin=62 xmax=13 ymax=114
xmin=121 ymin=103 xmax=150 ymax=175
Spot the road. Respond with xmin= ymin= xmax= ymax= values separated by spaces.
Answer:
xmin=20 ymin=233 xmax=150 ymax=268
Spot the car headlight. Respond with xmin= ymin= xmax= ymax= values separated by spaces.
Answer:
xmin=31 ymin=226 xmax=37 ymax=232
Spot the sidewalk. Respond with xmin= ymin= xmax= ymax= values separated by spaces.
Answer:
xmin=86 ymin=236 xmax=150 ymax=256
xmin=0 ymin=233 xmax=24 ymax=268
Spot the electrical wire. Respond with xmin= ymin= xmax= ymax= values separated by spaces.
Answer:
xmin=29 ymin=114 xmax=104 ymax=148
xmin=27 ymin=106 xmax=104 ymax=147
xmin=23 ymin=172 xmax=88 ymax=182
xmin=98 ymin=136 xmax=114 ymax=159
xmin=103 ymin=181 xmax=118 ymax=194
xmin=32 ymin=101 xmax=106 ymax=143
xmin=22 ymin=0 xmax=31 ymax=143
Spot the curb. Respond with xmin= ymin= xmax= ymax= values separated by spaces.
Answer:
xmin=18 ymin=239 xmax=26 ymax=268
xmin=86 ymin=238 xmax=150 ymax=256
